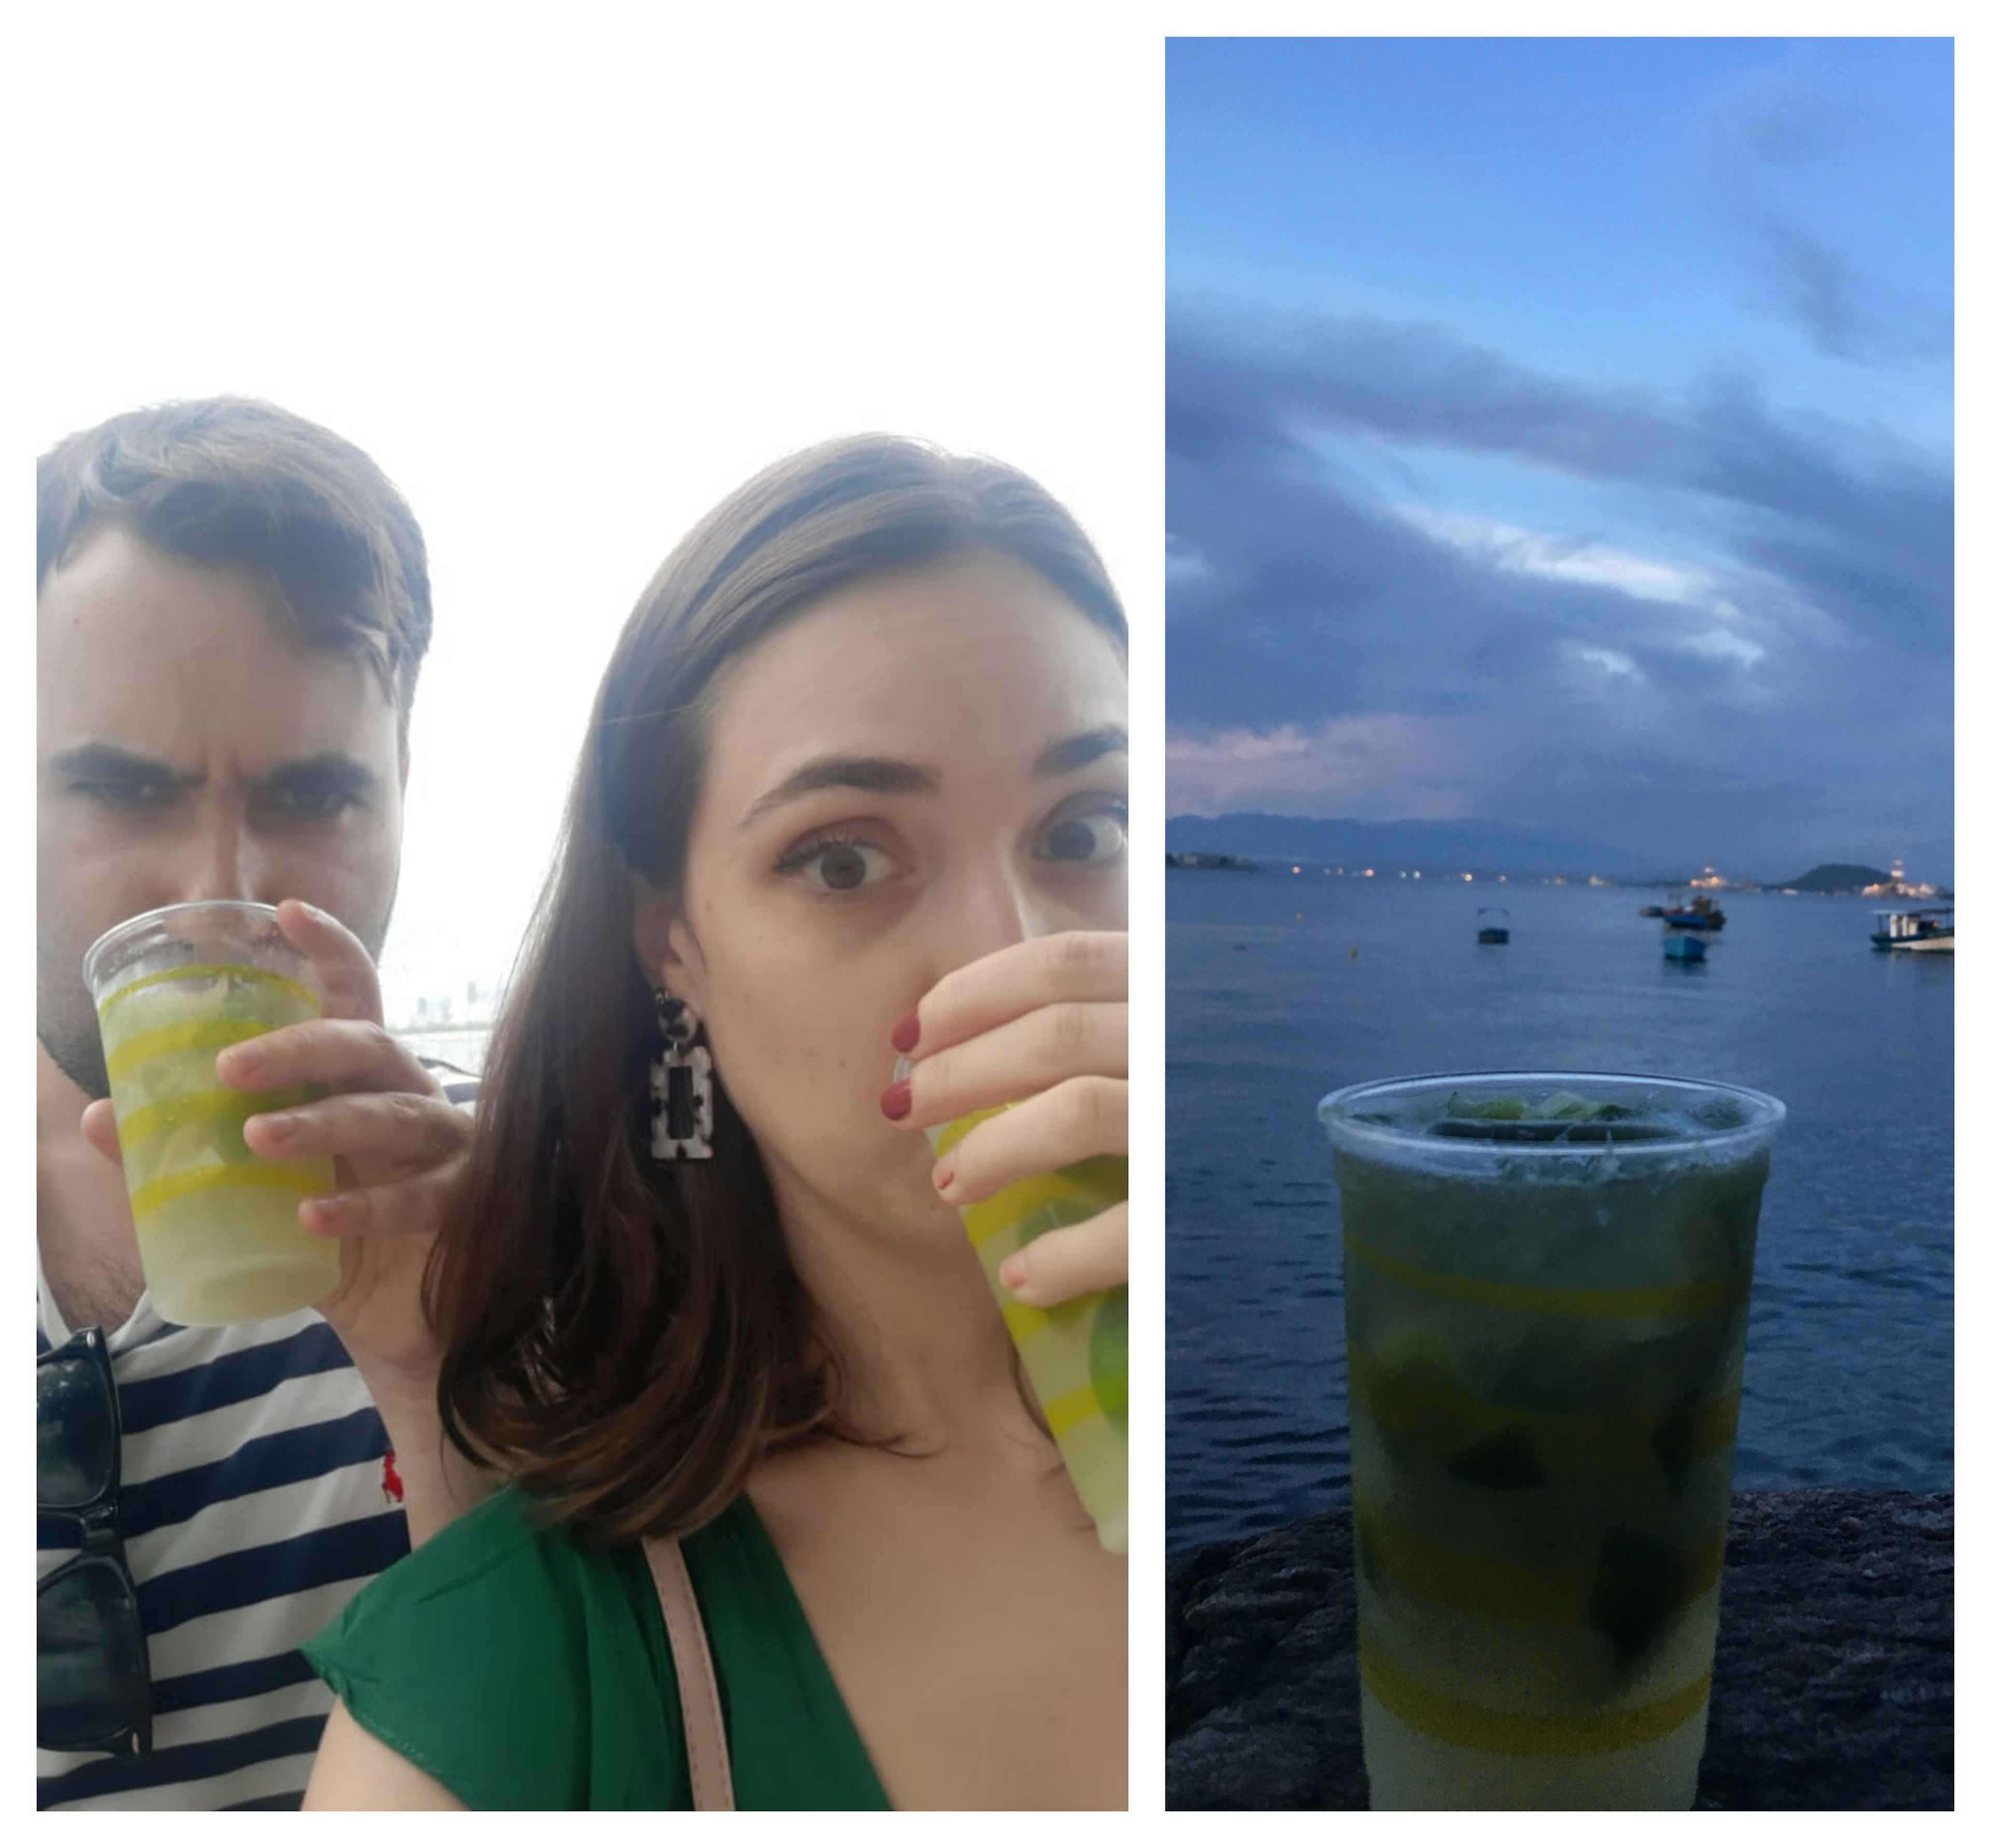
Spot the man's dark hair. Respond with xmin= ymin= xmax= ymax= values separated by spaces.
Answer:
xmin=37 ymin=397 xmax=432 ymax=744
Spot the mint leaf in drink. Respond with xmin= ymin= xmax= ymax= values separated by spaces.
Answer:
xmin=1445 ymin=1092 xmax=1528 ymax=1120
xmin=1538 ymin=1091 xmax=1635 ymax=1122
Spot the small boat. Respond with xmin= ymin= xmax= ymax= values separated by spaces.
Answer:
xmin=1658 ymin=889 xmax=1726 ymax=932
xmin=1870 ymin=907 xmax=1953 ymax=953
xmin=1476 ymin=906 xmax=1511 ymax=945
xmin=1638 ymin=904 xmax=1666 ymax=918
xmin=1664 ymin=930 xmax=1707 ymax=963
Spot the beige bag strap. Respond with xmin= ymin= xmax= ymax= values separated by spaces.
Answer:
xmin=642 ymin=1535 xmax=737 ymax=1810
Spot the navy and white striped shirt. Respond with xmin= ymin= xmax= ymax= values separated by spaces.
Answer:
xmin=36 ymin=1278 xmax=411 ymax=1810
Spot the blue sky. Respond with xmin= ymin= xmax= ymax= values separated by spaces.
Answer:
xmin=1168 ymin=38 xmax=1953 ymax=880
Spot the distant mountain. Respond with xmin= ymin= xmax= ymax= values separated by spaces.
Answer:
xmin=1165 ymin=812 xmax=1659 ymax=879
xmin=1778 ymin=863 xmax=1894 ymax=894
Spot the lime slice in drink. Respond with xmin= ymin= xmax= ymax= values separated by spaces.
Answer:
xmin=1437 ymin=1089 xmax=1653 ymax=1141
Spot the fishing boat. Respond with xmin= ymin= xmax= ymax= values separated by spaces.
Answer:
xmin=1637 ymin=903 xmax=1666 ymax=918
xmin=1870 ymin=907 xmax=1953 ymax=954
xmin=1658 ymin=890 xmax=1726 ymax=932
xmin=1663 ymin=929 xmax=1707 ymax=963
xmin=1476 ymin=906 xmax=1511 ymax=945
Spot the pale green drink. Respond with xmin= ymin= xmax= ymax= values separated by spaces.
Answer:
xmin=909 ymin=1063 xmax=1128 ymax=1552
xmin=86 ymin=903 xmax=340 ymax=1327
xmin=1317 ymin=1073 xmax=1784 ymax=1810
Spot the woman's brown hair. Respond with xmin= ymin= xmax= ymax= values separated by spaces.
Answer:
xmin=426 ymin=433 xmax=1128 ymax=1546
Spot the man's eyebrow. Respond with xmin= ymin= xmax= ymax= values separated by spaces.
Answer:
xmin=251 ymin=754 xmax=384 ymax=800
xmin=46 ymin=743 xmax=196 ymax=786
xmin=1033 ymin=726 xmax=1128 ymax=779
xmin=739 ymin=755 xmax=940 ymax=829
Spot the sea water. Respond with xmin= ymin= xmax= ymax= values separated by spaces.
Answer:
xmin=1167 ymin=874 xmax=1953 ymax=1551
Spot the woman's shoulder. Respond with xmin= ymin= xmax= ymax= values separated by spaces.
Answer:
xmin=304 ymin=1485 xmax=676 ymax=1809
xmin=329 ymin=1482 xmax=600 ymax=1623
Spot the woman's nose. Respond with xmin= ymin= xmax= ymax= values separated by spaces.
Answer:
xmin=943 ymin=860 xmax=1063 ymax=964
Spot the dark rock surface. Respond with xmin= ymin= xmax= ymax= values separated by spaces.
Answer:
xmin=1167 ymin=1488 xmax=1952 ymax=1811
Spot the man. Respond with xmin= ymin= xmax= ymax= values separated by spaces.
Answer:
xmin=37 ymin=398 xmax=483 ymax=1809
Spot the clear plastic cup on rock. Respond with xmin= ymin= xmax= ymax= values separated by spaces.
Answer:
xmin=1316 ymin=1071 xmax=1785 ymax=1809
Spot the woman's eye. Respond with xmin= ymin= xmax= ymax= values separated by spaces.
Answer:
xmin=1039 ymin=806 xmax=1129 ymax=865
xmin=783 ymin=837 xmax=900 ymax=894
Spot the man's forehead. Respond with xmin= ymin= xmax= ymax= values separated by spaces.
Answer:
xmin=39 ymin=637 xmax=399 ymax=780
xmin=41 ymin=529 xmax=393 ymax=714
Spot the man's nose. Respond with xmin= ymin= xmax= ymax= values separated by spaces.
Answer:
xmin=176 ymin=805 xmax=272 ymax=907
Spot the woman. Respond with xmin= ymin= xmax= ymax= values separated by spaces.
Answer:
xmin=301 ymin=434 xmax=1129 ymax=1810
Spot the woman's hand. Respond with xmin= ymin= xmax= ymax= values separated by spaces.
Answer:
xmin=887 ymin=929 xmax=1127 ymax=1307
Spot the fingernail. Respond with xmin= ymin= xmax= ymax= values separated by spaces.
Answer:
xmin=254 ymin=1112 xmax=296 ymax=1145
xmin=891 ymin=1010 xmax=921 ymax=1054
xmin=1000 ymin=1253 xmax=1033 ymax=1297
xmin=932 ymin=1160 xmax=955 ymax=1194
xmin=302 ymin=1194 xmax=343 ymax=1233
xmin=880 ymin=1079 xmax=913 ymax=1121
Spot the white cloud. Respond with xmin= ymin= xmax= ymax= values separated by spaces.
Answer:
xmin=1168 ymin=714 xmax=1509 ymax=820
xmin=1396 ymin=504 xmax=1716 ymax=604
xmin=1681 ymin=630 xmax=1770 ymax=668
xmin=1393 ymin=500 xmax=1785 ymax=685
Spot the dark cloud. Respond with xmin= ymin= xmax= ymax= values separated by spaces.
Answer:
xmin=1747 ymin=214 xmax=1890 ymax=361
xmin=1167 ymin=312 xmax=1953 ymax=877
xmin=1696 ymin=66 xmax=1953 ymax=368
xmin=1731 ymin=209 xmax=1953 ymax=368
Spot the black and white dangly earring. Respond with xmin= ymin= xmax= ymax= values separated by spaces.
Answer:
xmin=650 ymin=990 xmax=714 ymax=1161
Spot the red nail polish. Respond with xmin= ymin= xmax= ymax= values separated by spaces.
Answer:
xmin=891 ymin=1010 xmax=921 ymax=1054
xmin=880 ymin=1079 xmax=913 ymax=1121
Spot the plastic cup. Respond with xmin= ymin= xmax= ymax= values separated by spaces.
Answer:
xmin=83 ymin=902 xmax=340 ymax=1327
xmin=1316 ymin=1072 xmax=1785 ymax=1810
xmin=903 ymin=1058 xmax=1128 ymax=1553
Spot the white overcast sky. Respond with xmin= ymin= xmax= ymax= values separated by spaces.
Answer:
xmin=19 ymin=5 xmax=1162 ymax=1022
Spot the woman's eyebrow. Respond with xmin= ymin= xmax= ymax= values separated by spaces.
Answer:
xmin=739 ymin=726 xmax=1129 ymax=830
xmin=1034 ymin=726 xmax=1128 ymax=778
xmin=739 ymin=755 xmax=939 ymax=828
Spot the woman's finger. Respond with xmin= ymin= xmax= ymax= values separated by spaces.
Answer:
xmin=899 ymin=930 xmax=1126 ymax=1061
xmin=935 ymin=1076 xmax=1126 ymax=1207
xmin=898 ymin=1001 xmax=1127 ymax=1130
xmin=999 ymin=1200 xmax=1128 ymax=1308
xmin=217 ymin=1015 xmax=436 ymax=1099
xmin=274 ymin=899 xmax=385 ymax=1025
xmin=245 ymin=1088 xmax=470 ymax=1178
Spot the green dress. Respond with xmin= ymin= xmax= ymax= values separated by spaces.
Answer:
xmin=303 ymin=1483 xmax=890 ymax=1810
